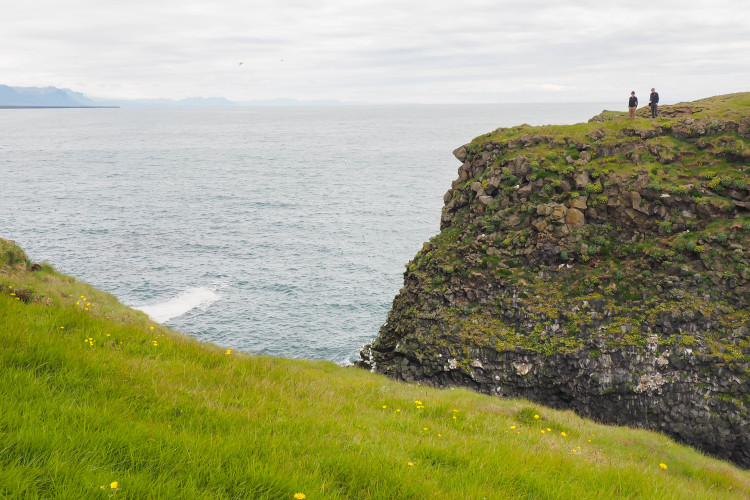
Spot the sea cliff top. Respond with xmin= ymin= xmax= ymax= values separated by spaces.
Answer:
xmin=364 ymin=92 xmax=750 ymax=467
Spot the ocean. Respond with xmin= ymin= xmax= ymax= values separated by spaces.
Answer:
xmin=1 ymin=103 xmax=617 ymax=364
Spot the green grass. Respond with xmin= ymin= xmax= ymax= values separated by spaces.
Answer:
xmin=2 ymin=242 xmax=750 ymax=499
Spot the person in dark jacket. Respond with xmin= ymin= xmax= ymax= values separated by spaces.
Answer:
xmin=649 ymin=88 xmax=659 ymax=118
xmin=628 ymin=91 xmax=638 ymax=119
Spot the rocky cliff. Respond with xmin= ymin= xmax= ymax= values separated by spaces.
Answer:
xmin=359 ymin=93 xmax=750 ymax=467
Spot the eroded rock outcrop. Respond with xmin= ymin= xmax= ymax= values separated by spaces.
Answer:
xmin=359 ymin=93 xmax=750 ymax=467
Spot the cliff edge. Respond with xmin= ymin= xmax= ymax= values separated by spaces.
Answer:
xmin=360 ymin=93 xmax=750 ymax=467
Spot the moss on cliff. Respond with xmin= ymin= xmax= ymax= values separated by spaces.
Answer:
xmin=363 ymin=93 xmax=750 ymax=468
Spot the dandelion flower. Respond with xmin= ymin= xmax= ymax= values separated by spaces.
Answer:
xmin=452 ymin=416 xmax=456 ymax=420
xmin=415 ymin=400 xmax=422 ymax=405
xmin=150 ymin=326 xmax=155 ymax=331
xmin=438 ymin=433 xmax=442 ymax=437
xmin=110 ymin=481 xmax=118 ymax=489
xmin=560 ymin=432 xmax=567 ymax=437
xmin=423 ymin=427 xmax=428 ymax=431
xmin=225 ymin=349 xmax=231 ymax=355
xmin=659 ymin=463 xmax=668 ymax=470
xmin=540 ymin=430 xmax=545 ymax=434
xmin=587 ymin=439 xmax=591 ymax=443
xmin=547 ymin=428 xmax=551 ymax=432
xmin=534 ymin=414 xmax=540 ymax=419
xmin=294 ymin=494 xmax=306 ymax=500
xmin=510 ymin=426 xmax=516 ymax=430
xmin=408 ymin=462 xmax=414 ymax=467
xmin=382 ymin=405 xmax=387 ymax=409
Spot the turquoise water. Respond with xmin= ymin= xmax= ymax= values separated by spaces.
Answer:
xmin=1 ymin=103 xmax=616 ymax=363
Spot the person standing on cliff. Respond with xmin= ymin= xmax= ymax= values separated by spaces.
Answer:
xmin=628 ymin=91 xmax=638 ymax=119
xmin=649 ymin=88 xmax=659 ymax=118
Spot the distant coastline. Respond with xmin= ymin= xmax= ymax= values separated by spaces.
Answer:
xmin=0 ymin=105 xmax=119 ymax=109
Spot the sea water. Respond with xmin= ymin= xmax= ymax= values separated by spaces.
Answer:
xmin=1 ymin=103 xmax=617 ymax=363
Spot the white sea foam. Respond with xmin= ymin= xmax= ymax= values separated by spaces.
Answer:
xmin=136 ymin=287 xmax=220 ymax=323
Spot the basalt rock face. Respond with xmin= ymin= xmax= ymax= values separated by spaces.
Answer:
xmin=359 ymin=93 xmax=750 ymax=467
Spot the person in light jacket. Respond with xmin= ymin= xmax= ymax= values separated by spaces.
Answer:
xmin=628 ymin=91 xmax=638 ymax=120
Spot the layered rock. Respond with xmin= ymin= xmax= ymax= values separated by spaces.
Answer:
xmin=359 ymin=93 xmax=750 ymax=467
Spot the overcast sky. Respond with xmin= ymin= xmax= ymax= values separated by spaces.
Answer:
xmin=2 ymin=0 xmax=748 ymax=103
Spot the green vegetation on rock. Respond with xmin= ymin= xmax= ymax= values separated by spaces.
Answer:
xmin=363 ymin=93 xmax=750 ymax=468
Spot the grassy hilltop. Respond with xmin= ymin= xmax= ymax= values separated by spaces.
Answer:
xmin=2 ymin=238 xmax=750 ymax=498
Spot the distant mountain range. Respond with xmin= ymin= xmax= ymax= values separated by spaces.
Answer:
xmin=0 ymin=85 xmax=103 ymax=107
xmin=0 ymin=85 xmax=342 ymax=107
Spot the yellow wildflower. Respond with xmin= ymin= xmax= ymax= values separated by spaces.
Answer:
xmin=110 ymin=481 xmax=118 ymax=489
xmin=225 ymin=349 xmax=231 ymax=355
xmin=560 ymin=432 xmax=567 ymax=437
xmin=408 ymin=462 xmax=414 ymax=467
xmin=534 ymin=414 xmax=540 ymax=419
xmin=510 ymin=426 xmax=516 ymax=430
xmin=293 ymin=494 xmax=306 ymax=500
xmin=659 ymin=463 xmax=668 ymax=470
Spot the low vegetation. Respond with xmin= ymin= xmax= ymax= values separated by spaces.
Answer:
xmin=2 ymin=239 xmax=750 ymax=498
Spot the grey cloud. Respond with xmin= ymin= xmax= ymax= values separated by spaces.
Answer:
xmin=2 ymin=0 xmax=748 ymax=103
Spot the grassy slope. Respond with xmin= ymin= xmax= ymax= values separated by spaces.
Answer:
xmin=1 ymin=240 xmax=750 ymax=499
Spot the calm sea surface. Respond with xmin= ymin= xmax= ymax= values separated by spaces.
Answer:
xmin=1 ymin=103 xmax=616 ymax=363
